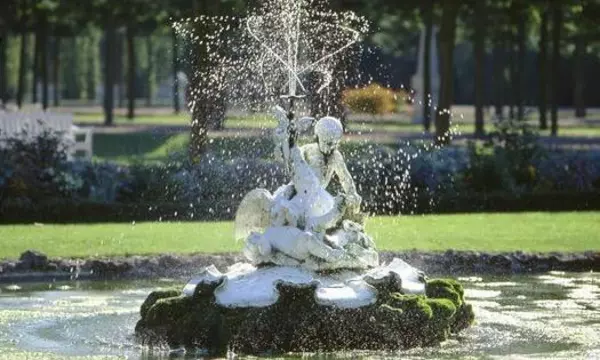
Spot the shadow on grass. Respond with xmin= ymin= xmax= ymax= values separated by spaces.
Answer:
xmin=93 ymin=133 xmax=278 ymax=163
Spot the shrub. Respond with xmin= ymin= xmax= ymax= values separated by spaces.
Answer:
xmin=117 ymin=163 xmax=186 ymax=203
xmin=342 ymin=83 xmax=400 ymax=115
xmin=0 ymin=127 xmax=82 ymax=203
xmin=461 ymin=117 xmax=545 ymax=194
xmin=534 ymin=150 xmax=600 ymax=192
xmin=69 ymin=162 xmax=129 ymax=202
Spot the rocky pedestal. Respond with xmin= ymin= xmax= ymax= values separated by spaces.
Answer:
xmin=135 ymin=258 xmax=474 ymax=355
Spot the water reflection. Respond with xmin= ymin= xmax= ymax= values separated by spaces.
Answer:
xmin=0 ymin=272 xmax=598 ymax=359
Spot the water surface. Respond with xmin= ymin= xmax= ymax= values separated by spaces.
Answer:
xmin=0 ymin=272 xmax=598 ymax=359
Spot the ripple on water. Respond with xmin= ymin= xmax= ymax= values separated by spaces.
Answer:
xmin=474 ymin=281 xmax=520 ymax=288
xmin=568 ymin=284 xmax=600 ymax=300
xmin=537 ymin=275 xmax=576 ymax=287
xmin=465 ymin=289 xmax=502 ymax=299
xmin=0 ymin=274 xmax=599 ymax=359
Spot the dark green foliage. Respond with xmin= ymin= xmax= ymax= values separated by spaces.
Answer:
xmin=426 ymin=278 xmax=463 ymax=306
xmin=135 ymin=276 xmax=475 ymax=355
xmin=0 ymin=127 xmax=82 ymax=203
xmin=425 ymin=278 xmax=474 ymax=334
xmin=462 ymin=118 xmax=546 ymax=194
xmin=116 ymin=163 xmax=184 ymax=203
xmin=139 ymin=289 xmax=181 ymax=318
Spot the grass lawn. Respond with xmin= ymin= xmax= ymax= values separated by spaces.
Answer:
xmin=76 ymin=112 xmax=600 ymax=137
xmin=92 ymin=132 xmax=276 ymax=162
xmin=74 ymin=113 xmax=191 ymax=125
xmin=1 ymin=212 xmax=598 ymax=260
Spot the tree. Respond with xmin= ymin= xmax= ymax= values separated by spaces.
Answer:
xmin=570 ymin=0 xmax=600 ymax=119
xmin=514 ymin=1 xmax=527 ymax=120
xmin=39 ymin=15 xmax=48 ymax=109
xmin=16 ymin=3 xmax=28 ymax=108
xmin=104 ymin=21 xmax=116 ymax=125
xmin=435 ymin=2 xmax=459 ymax=145
xmin=0 ymin=33 xmax=7 ymax=107
xmin=550 ymin=1 xmax=562 ymax=136
xmin=186 ymin=0 xmax=229 ymax=161
xmin=172 ymin=27 xmax=180 ymax=114
xmin=538 ymin=2 xmax=549 ymax=129
xmin=31 ymin=27 xmax=39 ymax=103
xmin=421 ymin=0 xmax=434 ymax=132
xmin=473 ymin=0 xmax=486 ymax=136
xmin=0 ymin=0 xmax=19 ymax=107
xmin=146 ymin=33 xmax=155 ymax=107
xmin=573 ymin=30 xmax=586 ymax=118
xmin=52 ymin=36 xmax=60 ymax=106
xmin=126 ymin=24 xmax=135 ymax=118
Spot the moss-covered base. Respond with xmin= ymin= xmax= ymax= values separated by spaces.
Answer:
xmin=135 ymin=277 xmax=474 ymax=355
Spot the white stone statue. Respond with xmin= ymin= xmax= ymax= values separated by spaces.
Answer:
xmin=235 ymin=105 xmax=378 ymax=271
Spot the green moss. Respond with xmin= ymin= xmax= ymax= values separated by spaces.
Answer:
xmin=426 ymin=279 xmax=463 ymax=307
xmin=387 ymin=294 xmax=433 ymax=321
xmin=145 ymin=295 xmax=194 ymax=326
xmin=452 ymin=303 xmax=475 ymax=333
xmin=426 ymin=298 xmax=457 ymax=321
xmin=139 ymin=289 xmax=181 ymax=318
xmin=444 ymin=278 xmax=465 ymax=298
xmin=136 ymin=277 xmax=475 ymax=355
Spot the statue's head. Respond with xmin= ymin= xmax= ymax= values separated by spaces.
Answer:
xmin=314 ymin=116 xmax=343 ymax=155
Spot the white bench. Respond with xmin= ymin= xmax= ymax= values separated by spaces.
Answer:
xmin=0 ymin=111 xmax=93 ymax=160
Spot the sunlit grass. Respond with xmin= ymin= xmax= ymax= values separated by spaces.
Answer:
xmin=75 ymin=112 xmax=600 ymax=137
xmin=1 ymin=212 xmax=598 ymax=260
xmin=74 ymin=112 xmax=190 ymax=125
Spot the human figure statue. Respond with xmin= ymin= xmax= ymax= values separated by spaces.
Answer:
xmin=272 ymin=105 xmax=363 ymax=223
xmin=235 ymin=105 xmax=378 ymax=270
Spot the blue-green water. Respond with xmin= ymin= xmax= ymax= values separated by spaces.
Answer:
xmin=0 ymin=272 xmax=598 ymax=359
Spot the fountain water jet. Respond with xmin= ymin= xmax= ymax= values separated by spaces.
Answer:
xmin=136 ymin=0 xmax=474 ymax=355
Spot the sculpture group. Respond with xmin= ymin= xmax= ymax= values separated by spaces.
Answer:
xmin=135 ymin=105 xmax=474 ymax=355
xmin=236 ymin=105 xmax=378 ymax=271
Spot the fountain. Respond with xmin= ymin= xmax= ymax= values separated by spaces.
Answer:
xmin=135 ymin=0 xmax=473 ymax=355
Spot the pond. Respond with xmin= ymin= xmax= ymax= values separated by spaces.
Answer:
xmin=0 ymin=271 xmax=598 ymax=359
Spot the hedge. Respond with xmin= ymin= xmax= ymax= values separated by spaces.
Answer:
xmin=1 ymin=191 xmax=599 ymax=224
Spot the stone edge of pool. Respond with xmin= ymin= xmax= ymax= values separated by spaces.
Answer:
xmin=0 ymin=250 xmax=599 ymax=283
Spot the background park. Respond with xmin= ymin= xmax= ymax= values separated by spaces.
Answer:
xmin=0 ymin=1 xmax=600 ymax=359
xmin=0 ymin=0 xmax=599 ymax=260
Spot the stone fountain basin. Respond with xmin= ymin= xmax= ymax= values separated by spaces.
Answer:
xmin=135 ymin=259 xmax=474 ymax=356
xmin=182 ymin=258 xmax=425 ymax=308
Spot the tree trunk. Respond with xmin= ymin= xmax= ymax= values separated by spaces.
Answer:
xmin=116 ymin=32 xmax=124 ymax=108
xmin=52 ymin=37 xmax=60 ymax=106
xmin=188 ymin=0 xmax=230 ymax=162
xmin=538 ymin=8 xmax=548 ymax=129
xmin=573 ymin=35 xmax=586 ymax=118
xmin=473 ymin=0 xmax=486 ymax=136
xmin=40 ymin=19 xmax=49 ymax=110
xmin=146 ymin=35 xmax=154 ymax=107
xmin=172 ymin=27 xmax=180 ymax=114
xmin=103 ymin=23 xmax=116 ymax=126
xmin=507 ymin=33 xmax=515 ymax=120
xmin=492 ymin=41 xmax=504 ymax=120
xmin=550 ymin=3 xmax=562 ymax=136
xmin=126 ymin=25 xmax=135 ymax=119
xmin=17 ymin=31 xmax=27 ymax=108
xmin=87 ymin=32 xmax=98 ymax=101
xmin=516 ymin=6 xmax=526 ymax=120
xmin=0 ymin=32 xmax=7 ymax=107
xmin=32 ymin=30 xmax=40 ymax=104
xmin=422 ymin=0 xmax=433 ymax=132
xmin=434 ymin=2 xmax=459 ymax=145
